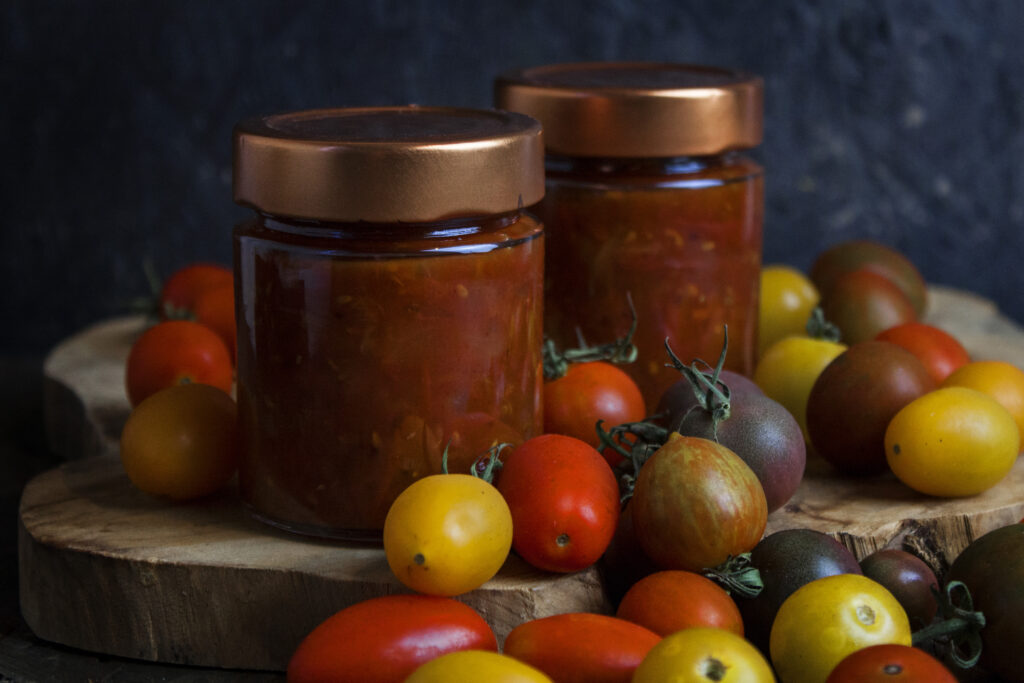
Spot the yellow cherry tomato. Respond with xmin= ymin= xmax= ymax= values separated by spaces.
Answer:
xmin=404 ymin=650 xmax=553 ymax=683
xmin=758 ymin=265 xmax=820 ymax=357
xmin=383 ymin=473 xmax=512 ymax=597
xmin=119 ymin=382 xmax=238 ymax=500
xmin=885 ymin=386 xmax=1019 ymax=497
xmin=632 ymin=627 xmax=775 ymax=683
xmin=753 ymin=335 xmax=846 ymax=442
xmin=942 ymin=360 xmax=1024 ymax=442
xmin=770 ymin=574 xmax=911 ymax=683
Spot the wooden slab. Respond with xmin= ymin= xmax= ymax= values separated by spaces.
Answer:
xmin=18 ymin=455 xmax=610 ymax=671
xmin=23 ymin=284 xmax=1024 ymax=671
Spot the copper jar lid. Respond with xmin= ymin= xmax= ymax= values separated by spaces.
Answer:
xmin=495 ymin=62 xmax=763 ymax=158
xmin=233 ymin=106 xmax=545 ymax=223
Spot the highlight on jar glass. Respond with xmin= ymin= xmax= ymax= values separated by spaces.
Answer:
xmin=495 ymin=62 xmax=765 ymax=408
xmin=232 ymin=106 xmax=546 ymax=540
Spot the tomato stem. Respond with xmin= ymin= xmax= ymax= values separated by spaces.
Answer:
xmin=911 ymin=581 xmax=985 ymax=669
xmin=664 ymin=327 xmax=733 ymax=440
xmin=700 ymin=553 xmax=763 ymax=598
xmin=542 ymin=294 xmax=639 ymax=380
xmin=805 ymin=307 xmax=842 ymax=342
xmin=467 ymin=443 xmax=509 ymax=484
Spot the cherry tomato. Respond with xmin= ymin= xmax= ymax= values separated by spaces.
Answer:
xmin=810 ymin=240 xmax=927 ymax=317
xmin=119 ymin=383 xmax=238 ymax=500
xmin=543 ymin=361 xmax=646 ymax=452
xmin=820 ymin=268 xmax=918 ymax=345
xmin=496 ymin=434 xmax=619 ymax=573
xmin=875 ymin=322 xmax=969 ymax=385
xmin=631 ymin=434 xmax=767 ymax=572
xmin=383 ymin=473 xmax=512 ymax=596
xmin=125 ymin=320 xmax=234 ymax=406
xmin=825 ymin=644 xmax=957 ymax=683
xmin=942 ymin=359 xmax=1024 ymax=442
xmin=754 ymin=335 xmax=846 ymax=443
xmin=945 ymin=523 xmax=1024 ymax=681
xmin=807 ymin=341 xmax=935 ymax=475
xmin=770 ymin=574 xmax=912 ymax=683
xmin=632 ymin=627 xmax=775 ymax=683
xmin=885 ymin=387 xmax=1019 ymax=497
xmin=193 ymin=281 xmax=236 ymax=364
xmin=503 ymin=612 xmax=660 ymax=683
xmin=758 ymin=264 xmax=820 ymax=357
xmin=405 ymin=650 xmax=552 ymax=683
xmin=859 ymin=549 xmax=938 ymax=631
xmin=286 ymin=594 xmax=496 ymax=683
xmin=159 ymin=262 xmax=233 ymax=319
xmin=616 ymin=569 xmax=744 ymax=637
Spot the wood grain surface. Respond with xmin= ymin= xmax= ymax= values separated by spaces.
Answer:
xmin=21 ymin=285 xmax=1024 ymax=672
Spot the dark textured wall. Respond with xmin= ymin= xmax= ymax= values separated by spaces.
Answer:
xmin=4 ymin=0 xmax=1024 ymax=354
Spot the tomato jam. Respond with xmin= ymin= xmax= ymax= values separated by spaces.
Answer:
xmin=232 ymin=107 xmax=545 ymax=539
xmin=496 ymin=63 xmax=765 ymax=408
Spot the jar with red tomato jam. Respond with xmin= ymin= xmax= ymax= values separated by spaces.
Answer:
xmin=496 ymin=63 xmax=764 ymax=408
xmin=232 ymin=107 xmax=545 ymax=540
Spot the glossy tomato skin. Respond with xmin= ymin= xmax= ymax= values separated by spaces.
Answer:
xmin=404 ymin=650 xmax=552 ymax=683
xmin=758 ymin=264 xmax=820 ymax=357
xmin=496 ymin=434 xmax=619 ymax=573
xmin=159 ymin=262 xmax=233 ymax=319
xmin=631 ymin=433 xmax=767 ymax=572
xmin=738 ymin=528 xmax=863 ymax=654
xmin=383 ymin=473 xmax=512 ymax=596
xmin=770 ymin=574 xmax=912 ymax=683
xmin=544 ymin=361 xmax=646 ymax=448
xmin=824 ymin=644 xmax=957 ymax=683
xmin=125 ymin=320 xmax=234 ymax=406
xmin=287 ymin=594 xmax=496 ymax=683
xmin=859 ymin=549 xmax=938 ymax=631
xmin=820 ymin=268 xmax=918 ymax=345
xmin=807 ymin=340 xmax=935 ymax=475
xmin=616 ymin=569 xmax=744 ymax=637
xmin=632 ymin=627 xmax=775 ymax=683
xmin=943 ymin=359 xmax=1024 ymax=441
xmin=503 ymin=613 xmax=660 ymax=683
xmin=119 ymin=383 xmax=238 ymax=500
xmin=671 ymin=392 xmax=805 ymax=513
xmin=875 ymin=322 xmax=969 ymax=385
xmin=810 ymin=240 xmax=927 ymax=317
xmin=945 ymin=523 xmax=1024 ymax=682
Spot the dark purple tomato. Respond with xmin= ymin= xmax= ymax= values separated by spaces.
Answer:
xmin=670 ymin=392 xmax=805 ymax=514
xmin=810 ymin=240 xmax=928 ymax=317
xmin=859 ymin=549 xmax=939 ymax=631
xmin=737 ymin=528 xmax=863 ymax=654
xmin=807 ymin=340 xmax=935 ymax=475
xmin=820 ymin=268 xmax=918 ymax=345
xmin=945 ymin=523 xmax=1024 ymax=682
xmin=655 ymin=369 xmax=764 ymax=425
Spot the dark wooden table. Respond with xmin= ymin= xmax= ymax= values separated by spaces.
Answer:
xmin=0 ymin=357 xmax=284 ymax=682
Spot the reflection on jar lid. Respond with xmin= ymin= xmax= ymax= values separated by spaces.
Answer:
xmin=494 ymin=62 xmax=763 ymax=158
xmin=233 ymin=106 xmax=545 ymax=223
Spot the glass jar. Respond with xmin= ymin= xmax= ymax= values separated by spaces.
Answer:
xmin=232 ymin=107 xmax=545 ymax=540
xmin=496 ymin=62 xmax=764 ymax=409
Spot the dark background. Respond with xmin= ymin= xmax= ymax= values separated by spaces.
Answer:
xmin=4 ymin=0 xmax=1024 ymax=356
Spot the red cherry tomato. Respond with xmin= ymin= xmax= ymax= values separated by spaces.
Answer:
xmin=543 ymin=361 xmax=646 ymax=464
xmin=825 ymin=643 xmax=957 ymax=682
xmin=125 ymin=320 xmax=234 ymax=406
xmin=159 ymin=262 xmax=233 ymax=319
xmin=193 ymin=282 xmax=237 ymax=364
xmin=876 ymin=322 xmax=970 ymax=384
xmin=496 ymin=434 xmax=620 ymax=573
xmin=616 ymin=569 xmax=744 ymax=637
xmin=503 ymin=613 xmax=660 ymax=683
xmin=287 ymin=594 xmax=496 ymax=683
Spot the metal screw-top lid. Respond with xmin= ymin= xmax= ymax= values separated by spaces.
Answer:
xmin=233 ymin=106 xmax=545 ymax=223
xmin=495 ymin=62 xmax=763 ymax=158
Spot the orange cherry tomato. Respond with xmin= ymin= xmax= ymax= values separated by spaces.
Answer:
xmin=287 ymin=594 xmax=496 ymax=683
xmin=616 ymin=569 xmax=744 ymax=637
xmin=942 ymin=359 xmax=1024 ymax=442
xmin=193 ymin=282 xmax=237 ymax=364
xmin=159 ymin=262 xmax=233 ymax=319
xmin=125 ymin=320 xmax=234 ymax=406
xmin=825 ymin=644 xmax=957 ymax=682
xmin=876 ymin=321 xmax=970 ymax=384
xmin=503 ymin=612 xmax=660 ymax=683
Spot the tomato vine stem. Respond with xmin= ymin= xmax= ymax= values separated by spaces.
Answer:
xmin=542 ymin=294 xmax=639 ymax=380
xmin=911 ymin=581 xmax=985 ymax=669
